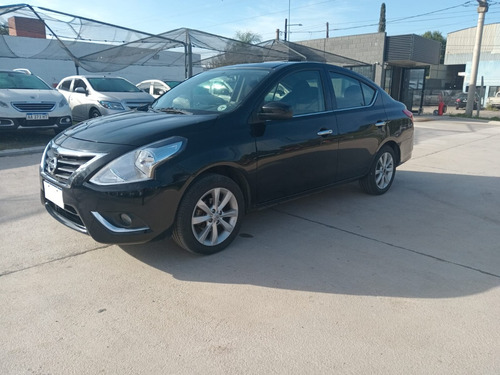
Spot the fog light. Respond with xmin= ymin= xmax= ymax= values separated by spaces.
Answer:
xmin=120 ymin=213 xmax=132 ymax=227
xmin=0 ymin=119 xmax=14 ymax=126
xmin=59 ymin=116 xmax=72 ymax=125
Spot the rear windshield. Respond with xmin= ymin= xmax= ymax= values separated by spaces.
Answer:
xmin=87 ymin=77 xmax=141 ymax=93
xmin=0 ymin=72 xmax=51 ymax=90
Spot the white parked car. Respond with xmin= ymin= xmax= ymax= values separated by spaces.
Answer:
xmin=0 ymin=69 xmax=72 ymax=132
xmin=57 ymin=75 xmax=154 ymax=122
xmin=136 ymin=79 xmax=182 ymax=98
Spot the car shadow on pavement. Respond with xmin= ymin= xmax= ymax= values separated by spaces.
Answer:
xmin=121 ymin=171 xmax=500 ymax=299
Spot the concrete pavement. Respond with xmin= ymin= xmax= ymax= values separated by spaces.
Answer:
xmin=0 ymin=118 xmax=499 ymax=374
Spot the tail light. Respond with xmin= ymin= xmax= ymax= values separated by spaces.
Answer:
xmin=403 ymin=108 xmax=413 ymax=121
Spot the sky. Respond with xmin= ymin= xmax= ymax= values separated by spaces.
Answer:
xmin=1 ymin=0 xmax=500 ymax=41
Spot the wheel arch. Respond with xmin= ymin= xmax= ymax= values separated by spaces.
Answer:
xmin=184 ymin=165 xmax=252 ymax=213
xmin=380 ymin=140 xmax=401 ymax=165
xmin=89 ymin=106 xmax=101 ymax=117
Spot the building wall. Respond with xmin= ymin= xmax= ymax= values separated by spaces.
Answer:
xmin=297 ymin=32 xmax=386 ymax=85
xmin=445 ymin=23 xmax=500 ymax=99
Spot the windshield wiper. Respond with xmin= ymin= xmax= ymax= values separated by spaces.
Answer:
xmin=157 ymin=107 xmax=191 ymax=115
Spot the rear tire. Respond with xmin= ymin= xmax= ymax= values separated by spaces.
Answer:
xmin=172 ymin=174 xmax=244 ymax=255
xmin=359 ymin=145 xmax=396 ymax=195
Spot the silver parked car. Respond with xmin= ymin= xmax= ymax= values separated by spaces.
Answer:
xmin=136 ymin=79 xmax=182 ymax=98
xmin=0 ymin=69 xmax=72 ymax=132
xmin=57 ymin=75 xmax=154 ymax=122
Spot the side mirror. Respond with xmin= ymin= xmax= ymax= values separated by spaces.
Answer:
xmin=258 ymin=101 xmax=293 ymax=121
xmin=74 ymin=87 xmax=87 ymax=95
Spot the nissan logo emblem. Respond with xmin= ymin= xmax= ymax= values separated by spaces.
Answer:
xmin=47 ymin=156 xmax=58 ymax=174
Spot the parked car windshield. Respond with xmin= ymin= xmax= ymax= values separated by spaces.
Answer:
xmin=0 ymin=72 xmax=51 ymax=90
xmin=87 ymin=77 xmax=142 ymax=93
xmin=153 ymin=68 xmax=270 ymax=113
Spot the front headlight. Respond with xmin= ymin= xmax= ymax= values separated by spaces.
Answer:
xmin=59 ymin=98 xmax=69 ymax=108
xmin=99 ymin=100 xmax=125 ymax=110
xmin=89 ymin=137 xmax=186 ymax=185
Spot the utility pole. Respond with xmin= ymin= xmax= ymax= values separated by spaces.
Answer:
xmin=465 ymin=0 xmax=488 ymax=116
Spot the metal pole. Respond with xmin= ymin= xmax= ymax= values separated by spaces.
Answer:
xmin=185 ymin=30 xmax=192 ymax=79
xmin=288 ymin=0 xmax=291 ymax=41
xmin=476 ymin=75 xmax=484 ymax=117
xmin=465 ymin=1 xmax=488 ymax=116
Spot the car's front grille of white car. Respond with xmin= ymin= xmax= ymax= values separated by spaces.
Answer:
xmin=125 ymin=101 xmax=150 ymax=109
xmin=12 ymin=102 xmax=55 ymax=112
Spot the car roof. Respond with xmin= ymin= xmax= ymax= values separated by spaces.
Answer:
xmin=0 ymin=69 xmax=32 ymax=74
xmin=61 ymin=75 xmax=127 ymax=80
xmin=209 ymin=61 xmax=375 ymax=85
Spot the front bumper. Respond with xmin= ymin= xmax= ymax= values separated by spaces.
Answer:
xmin=0 ymin=115 xmax=72 ymax=130
xmin=40 ymin=172 xmax=182 ymax=244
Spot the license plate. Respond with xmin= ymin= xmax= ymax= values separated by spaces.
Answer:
xmin=26 ymin=113 xmax=49 ymax=120
xmin=43 ymin=181 xmax=64 ymax=209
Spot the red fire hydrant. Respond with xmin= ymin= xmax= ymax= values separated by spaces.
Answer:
xmin=437 ymin=92 xmax=446 ymax=116
xmin=438 ymin=100 xmax=445 ymax=116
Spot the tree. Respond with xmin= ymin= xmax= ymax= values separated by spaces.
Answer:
xmin=207 ymin=31 xmax=263 ymax=68
xmin=422 ymin=31 xmax=446 ymax=64
xmin=0 ymin=23 xmax=9 ymax=35
xmin=234 ymin=31 xmax=262 ymax=45
xmin=378 ymin=3 xmax=386 ymax=33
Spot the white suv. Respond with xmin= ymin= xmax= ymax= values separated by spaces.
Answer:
xmin=0 ymin=69 xmax=72 ymax=132
xmin=57 ymin=75 xmax=154 ymax=122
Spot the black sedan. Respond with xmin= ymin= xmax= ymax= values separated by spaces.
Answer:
xmin=455 ymin=92 xmax=478 ymax=109
xmin=40 ymin=62 xmax=413 ymax=255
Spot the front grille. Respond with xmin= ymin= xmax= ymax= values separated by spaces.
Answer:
xmin=47 ymin=200 xmax=86 ymax=230
xmin=43 ymin=144 xmax=102 ymax=183
xmin=17 ymin=118 xmax=57 ymax=127
xmin=12 ymin=102 xmax=55 ymax=112
xmin=52 ymin=154 xmax=95 ymax=181
xmin=125 ymin=101 xmax=150 ymax=109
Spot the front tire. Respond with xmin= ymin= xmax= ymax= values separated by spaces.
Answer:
xmin=89 ymin=108 xmax=101 ymax=118
xmin=172 ymin=174 xmax=244 ymax=255
xmin=360 ymin=146 xmax=396 ymax=195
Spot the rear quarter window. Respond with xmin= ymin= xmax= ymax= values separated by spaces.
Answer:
xmin=330 ymin=72 xmax=376 ymax=109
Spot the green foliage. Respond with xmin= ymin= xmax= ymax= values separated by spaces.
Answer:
xmin=378 ymin=3 xmax=386 ymax=33
xmin=0 ymin=23 xmax=9 ymax=35
xmin=422 ymin=30 xmax=446 ymax=64
xmin=234 ymin=31 xmax=262 ymax=44
xmin=206 ymin=31 xmax=263 ymax=68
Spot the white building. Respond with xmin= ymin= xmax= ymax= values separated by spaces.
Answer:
xmin=0 ymin=34 xmax=197 ymax=87
xmin=445 ymin=23 xmax=500 ymax=101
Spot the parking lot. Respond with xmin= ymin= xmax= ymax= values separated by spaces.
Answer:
xmin=1 ymin=118 xmax=499 ymax=374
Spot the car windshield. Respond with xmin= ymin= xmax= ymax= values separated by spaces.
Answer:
xmin=0 ymin=72 xmax=51 ymax=90
xmin=153 ymin=68 xmax=270 ymax=114
xmin=87 ymin=77 xmax=141 ymax=93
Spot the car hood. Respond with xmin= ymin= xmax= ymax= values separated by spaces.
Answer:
xmin=59 ymin=110 xmax=218 ymax=147
xmin=0 ymin=88 xmax=65 ymax=102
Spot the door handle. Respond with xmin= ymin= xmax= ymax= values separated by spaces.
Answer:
xmin=317 ymin=129 xmax=333 ymax=136
xmin=375 ymin=121 xmax=386 ymax=127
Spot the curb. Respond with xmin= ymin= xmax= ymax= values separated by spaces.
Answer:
xmin=0 ymin=146 xmax=45 ymax=157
